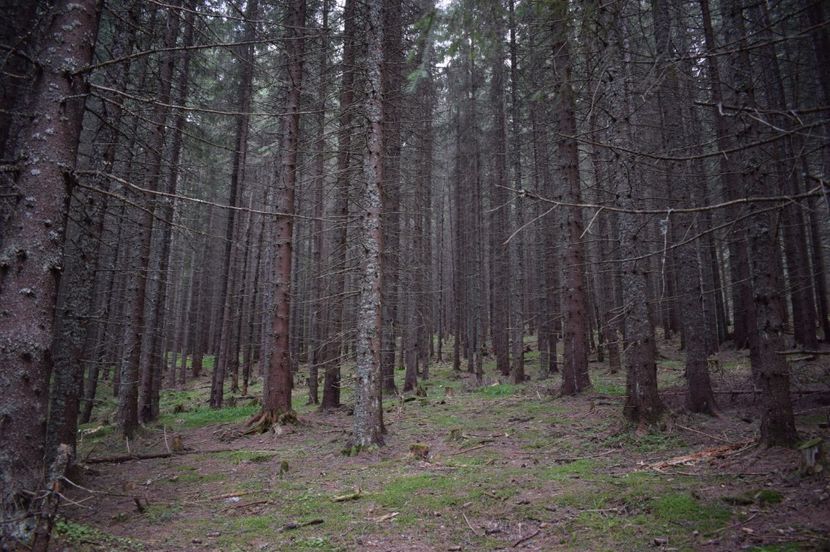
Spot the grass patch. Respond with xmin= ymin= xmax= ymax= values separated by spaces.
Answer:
xmin=175 ymin=472 xmax=226 ymax=484
xmin=477 ymin=383 xmax=518 ymax=397
xmin=540 ymin=459 xmax=596 ymax=481
xmin=217 ymin=450 xmax=279 ymax=464
xmin=145 ymin=504 xmax=182 ymax=523
xmin=54 ymin=519 xmax=142 ymax=550
xmin=159 ymin=404 xmax=258 ymax=428
xmin=603 ymin=430 xmax=685 ymax=453
xmin=653 ymin=492 xmax=731 ymax=531
xmin=592 ymin=381 xmax=625 ymax=396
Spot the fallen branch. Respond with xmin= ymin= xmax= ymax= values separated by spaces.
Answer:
xmin=207 ymin=490 xmax=259 ymax=501
xmin=84 ymin=447 xmax=238 ymax=464
xmin=371 ymin=512 xmax=399 ymax=522
xmin=278 ymin=519 xmax=324 ymax=532
xmin=224 ymin=500 xmax=271 ymax=512
xmin=674 ymin=424 xmax=732 ymax=444
xmin=462 ymin=512 xmax=479 ymax=536
xmin=550 ymin=449 xmax=616 ymax=463
xmin=331 ymin=490 xmax=362 ymax=502
xmin=513 ymin=529 xmax=541 ymax=547
xmin=648 ymin=442 xmax=753 ymax=471
xmin=448 ymin=443 xmax=490 ymax=457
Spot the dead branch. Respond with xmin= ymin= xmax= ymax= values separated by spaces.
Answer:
xmin=278 ymin=519 xmax=324 ymax=532
xmin=513 ymin=529 xmax=541 ymax=547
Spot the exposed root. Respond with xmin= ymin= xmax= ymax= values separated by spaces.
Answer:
xmin=244 ymin=409 xmax=298 ymax=435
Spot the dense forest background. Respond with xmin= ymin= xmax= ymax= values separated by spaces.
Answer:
xmin=1 ymin=0 xmax=829 ymax=549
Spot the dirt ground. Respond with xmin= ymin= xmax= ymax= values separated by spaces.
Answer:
xmin=55 ymin=343 xmax=830 ymax=551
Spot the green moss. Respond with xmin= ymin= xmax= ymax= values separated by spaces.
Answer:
xmin=755 ymin=489 xmax=784 ymax=505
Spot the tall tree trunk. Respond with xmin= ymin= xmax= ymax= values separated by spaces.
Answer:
xmin=255 ymin=0 xmax=306 ymax=427
xmin=488 ymin=0 xmax=511 ymax=378
xmin=380 ymin=0 xmax=403 ymax=396
xmin=507 ymin=0 xmax=525 ymax=384
xmin=321 ymin=0 xmax=357 ymax=410
xmin=699 ymin=0 xmax=754 ymax=349
xmin=307 ymin=0 xmax=332 ymax=405
xmin=551 ymin=6 xmax=590 ymax=394
xmin=651 ymin=0 xmax=716 ymax=414
xmin=727 ymin=0 xmax=798 ymax=447
xmin=211 ymin=0 xmax=259 ymax=408
xmin=0 ymin=0 xmax=101 ymax=544
xmin=123 ymin=3 xmax=179 ymax=430
xmin=611 ymin=9 xmax=663 ymax=425
xmin=352 ymin=0 xmax=385 ymax=448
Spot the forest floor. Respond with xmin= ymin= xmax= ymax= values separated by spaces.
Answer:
xmin=56 ymin=340 xmax=830 ymax=552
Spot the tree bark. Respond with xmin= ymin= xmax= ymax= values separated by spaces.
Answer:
xmin=352 ymin=0 xmax=385 ymax=448
xmin=211 ymin=0 xmax=259 ymax=408
xmin=257 ymin=0 xmax=306 ymax=426
xmin=551 ymin=6 xmax=590 ymax=395
xmin=0 ymin=0 xmax=101 ymax=544
xmin=321 ymin=0 xmax=358 ymax=410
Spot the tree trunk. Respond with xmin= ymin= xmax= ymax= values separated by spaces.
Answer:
xmin=488 ymin=0 xmax=511 ymax=379
xmin=321 ymin=0 xmax=357 ymax=410
xmin=211 ymin=0 xmax=259 ymax=408
xmin=352 ymin=0 xmax=385 ymax=449
xmin=256 ymin=0 xmax=306 ymax=427
xmin=0 ymin=0 xmax=101 ymax=544
xmin=507 ymin=0 xmax=525 ymax=384
xmin=551 ymin=7 xmax=590 ymax=394
xmin=380 ymin=0 xmax=403 ymax=396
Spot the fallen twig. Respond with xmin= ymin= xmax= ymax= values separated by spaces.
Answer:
xmin=675 ymin=424 xmax=732 ymax=444
xmin=462 ymin=512 xmax=479 ymax=536
xmin=278 ymin=519 xmax=324 ymax=532
xmin=332 ymin=490 xmax=362 ymax=502
xmin=448 ymin=443 xmax=490 ymax=457
xmin=648 ymin=441 xmax=753 ymax=471
xmin=224 ymin=499 xmax=271 ymax=512
xmin=371 ymin=512 xmax=399 ymax=522
xmin=206 ymin=490 xmax=259 ymax=501
xmin=513 ymin=529 xmax=541 ymax=547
